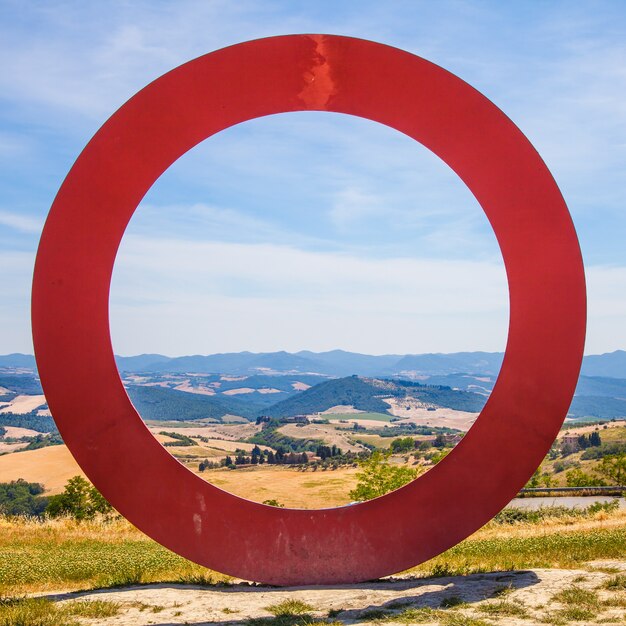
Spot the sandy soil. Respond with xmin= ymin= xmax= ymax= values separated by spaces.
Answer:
xmin=0 ymin=445 xmax=85 ymax=493
xmin=44 ymin=561 xmax=626 ymax=626
xmin=278 ymin=424 xmax=365 ymax=453
xmin=384 ymin=399 xmax=478 ymax=431
xmin=0 ymin=394 xmax=47 ymax=414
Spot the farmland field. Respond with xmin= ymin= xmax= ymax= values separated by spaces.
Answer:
xmin=0 ymin=445 xmax=86 ymax=493
xmin=325 ymin=412 xmax=394 ymax=422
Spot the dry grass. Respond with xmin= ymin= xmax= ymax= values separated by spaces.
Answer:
xmin=0 ymin=515 xmax=231 ymax=594
xmin=203 ymin=465 xmax=360 ymax=508
xmin=1 ymin=507 xmax=625 ymax=596
xmin=0 ymin=597 xmax=119 ymax=626
xmin=0 ymin=394 xmax=46 ymax=415
xmin=277 ymin=423 xmax=364 ymax=453
xmin=0 ymin=445 xmax=86 ymax=494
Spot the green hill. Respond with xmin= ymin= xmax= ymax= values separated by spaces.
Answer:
xmin=126 ymin=386 xmax=262 ymax=421
xmin=261 ymin=376 xmax=487 ymax=418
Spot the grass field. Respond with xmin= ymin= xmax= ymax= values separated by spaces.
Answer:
xmin=1 ymin=510 xmax=624 ymax=596
xmin=352 ymin=434 xmax=394 ymax=448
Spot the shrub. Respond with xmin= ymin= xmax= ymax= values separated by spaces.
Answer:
xmin=46 ymin=476 xmax=112 ymax=521
xmin=348 ymin=451 xmax=420 ymax=501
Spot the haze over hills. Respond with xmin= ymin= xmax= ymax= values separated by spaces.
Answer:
xmin=4 ymin=349 xmax=626 ymax=378
xmin=4 ymin=350 xmax=626 ymax=421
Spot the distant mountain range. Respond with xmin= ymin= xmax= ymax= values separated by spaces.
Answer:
xmin=3 ymin=348 xmax=626 ymax=420
xmin=4 ymin=349 xmax=626 ymax=378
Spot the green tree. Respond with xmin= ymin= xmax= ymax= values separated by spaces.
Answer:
xmin=565 ymin=468 xmax=606 ymax=488
xmin=348 ymin=451 xmax=421 ymax=501
xmin=525 ymin=468 xmax=541 ymax=488
xmin=390 ymin=437 xmax=415 ymax=454
xmin=596 ymin=454 xmax=626 ymax=485
xmin=46 ymin=476 xmax=112 ymax=520
xmin=0 ymin=479 xmax=48 ymax=517
xmin=589 ymin=431 xmax=602 ymax=447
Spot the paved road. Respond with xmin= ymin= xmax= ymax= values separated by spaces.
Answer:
xmin=508 ymin=496 xmax=626 ymax=509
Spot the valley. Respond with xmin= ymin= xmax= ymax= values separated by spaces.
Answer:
xmin=1 ymin=349 xmax=625 ymax=509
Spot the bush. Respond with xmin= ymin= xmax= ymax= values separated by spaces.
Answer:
xmin=565 ymin=468 xmax=606 ymax=487
xmin=596 ymin=454 xmax=626 ymax=485
xmin=494 ymin=500 xmax=620 ymax=525
xmin=348 ymin=451 xmax=421 ymax=501
xmin=0 ymin=479 xmax=48 ymax=517
xmin=390 ymin=437 xmax=416 ymax=453
xmin=581 ymin=442 xmax=626 ymax=460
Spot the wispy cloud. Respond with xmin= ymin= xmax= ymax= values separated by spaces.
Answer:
xmin=110 ymin=234 xmax=509 ymax=355
xmin=1 ymin=1 xmax=625 ymax=355
xmin=0 ymin=210 xmax=43 ymax=234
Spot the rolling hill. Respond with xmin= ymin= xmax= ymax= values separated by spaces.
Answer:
xmin=126 ymin=385 xmax=262 ymax=421
xmin=263 ymin=376 xmax=487 ymax=418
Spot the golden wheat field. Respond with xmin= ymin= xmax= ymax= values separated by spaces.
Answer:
xmin=0 ymin=445 xmax=87 ymax=493
xmin=0 ymin=444 xmax=360 ymax=505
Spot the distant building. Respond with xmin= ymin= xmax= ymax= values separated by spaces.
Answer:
xmin=561 ymin=434 xmax=580 ymax=451
xmin=279 ymin=415 xmax=310 ymax=424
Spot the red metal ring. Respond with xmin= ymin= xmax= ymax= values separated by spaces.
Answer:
xmin=32 ymin=34 xmax=586 ymax=585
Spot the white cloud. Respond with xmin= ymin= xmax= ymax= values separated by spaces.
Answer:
xmin=110 ymin=235 xmax=510 ymax=355
xmin=0 ymin=250 xmax=36 ymax=353
xmin=0 ymin=210 xmax=43 ymax=234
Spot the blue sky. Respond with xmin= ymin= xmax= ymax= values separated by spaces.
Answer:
xmin=1 ymin=1 xmax=625 ymax=356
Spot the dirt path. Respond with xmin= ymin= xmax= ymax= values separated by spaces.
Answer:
xmin=44 ymin=561 xmax=626 ymax=625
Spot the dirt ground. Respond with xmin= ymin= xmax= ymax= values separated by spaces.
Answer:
xmin=43 ymin=560 xmax=626 ymax=625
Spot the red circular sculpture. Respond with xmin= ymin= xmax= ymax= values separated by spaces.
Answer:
xmin=32 ymin=35 xmax=586 ymax=585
